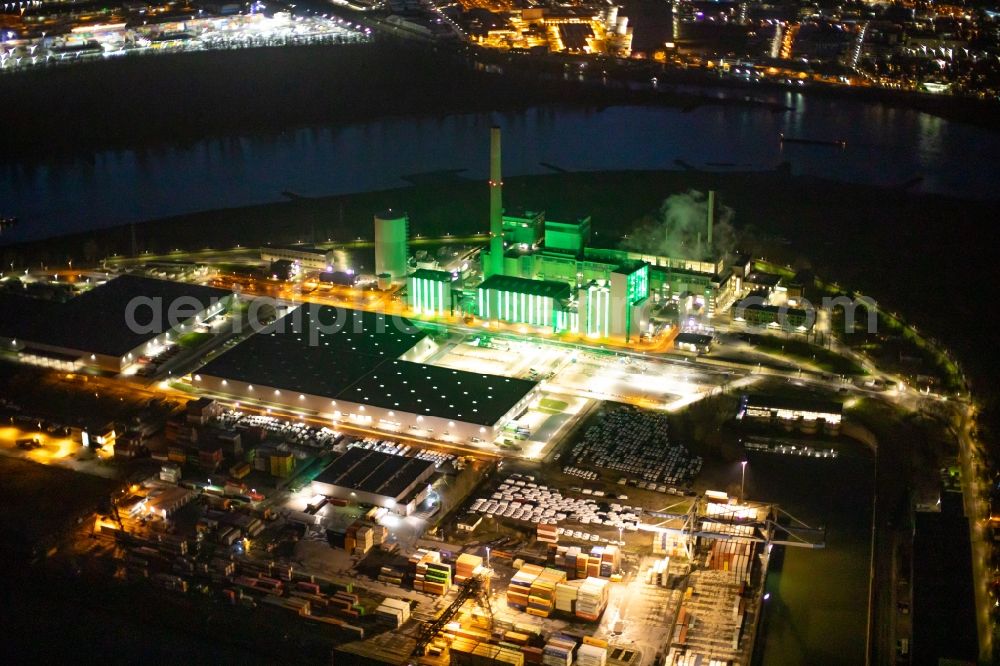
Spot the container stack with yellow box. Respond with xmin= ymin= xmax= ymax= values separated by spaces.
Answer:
xmin=455 ymin=553 xmax=484 ymax=584
xmin=653 ymin=530 xmax=688 ymax=558
xmin=554 ymin=579 xmax=582 ymax=614
xmin=508 ymin=563 xmax=543 ymax=611
xmin=527 ymin=567 xmax=567 ymax=618
xmin=412 ymin=550 xmax=452 ymax=595
xmin=577 ymin=637 xmax=608 ymax=666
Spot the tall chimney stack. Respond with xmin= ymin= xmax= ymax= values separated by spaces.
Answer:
xmin=488 ymin=126 xmax=504 ymax=278
xmin=706 ymin=190 xmax=715 ymax=254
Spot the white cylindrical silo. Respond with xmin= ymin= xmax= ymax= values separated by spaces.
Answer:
xmin=373 ymin=209 xmax=409 ymax=282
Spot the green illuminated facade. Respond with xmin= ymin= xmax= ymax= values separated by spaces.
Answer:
xmin=473 ymin=202 xmax=735 ymax=339
xmin=475 ymin=257 xmax=652 ymax=340
xmin=544 ymin=216 xmax=592 ymax=255
xmin=608 ymin=262 xmax=650 ymax=342
xmin=477 ymin=274 xmax=570 ymax=330
xmin=373 ymin=210 xmax=409 ymax=282
xmin=625 ymin=264 xmax=649 ymax=306
xmin=407 ymin=269 xmax=453 ymax=316
xmin=580 ymin=283 xmax=612 ymax=338
xmin=502 ymin=210 xmax=545 ymax=246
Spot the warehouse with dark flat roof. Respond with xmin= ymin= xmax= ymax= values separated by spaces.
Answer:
xmin=0 ymin=274 xmax=234 ymax=373
xmin=311 ymin=447 xmax=437 ymax=515
xmin=674 ymin=332 xmax=713 ymax=354
xmin=195 ymin=305 xmax=539 ymax=444
xmin=195 ymin=306 xmax=430 ymax=397
xmin=341 ymin=359 xmax=537 ymax=427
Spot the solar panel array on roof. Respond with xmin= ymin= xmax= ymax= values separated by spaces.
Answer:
xmin=198 ymin=305 xmax=538 ymax=426
xmin=314 ymin=448 xmax=435 ymax=501
xmin=197 ymin=305 xmax=427 ymax=397
xmin=342 ymin=359 xmax=537 ymax=426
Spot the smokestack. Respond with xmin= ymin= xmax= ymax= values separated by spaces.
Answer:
xmin=706 ymin=190 xmax=715 ymax=253
xmin=488 ymin=126 xmax=504 ymax=277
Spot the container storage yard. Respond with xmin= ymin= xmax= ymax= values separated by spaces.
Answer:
xmin=62 ymin=382 xmax=798 ymax=666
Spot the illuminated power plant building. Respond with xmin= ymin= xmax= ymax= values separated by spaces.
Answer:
xmin=407 ymin=268 xmax=455 ymax=317
xmin=476 ymin=275 xmax=571 ymax=331
xmin=402 ymin=128 xmax=736 ymax=343
xmin=374 ymin=209 xmax=410 ymax=283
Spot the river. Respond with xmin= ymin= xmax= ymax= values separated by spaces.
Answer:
xmin=2 ymin=92 xmax=1000 ymax=245
xmin=747 ymin=442 xmax=875 ymax=665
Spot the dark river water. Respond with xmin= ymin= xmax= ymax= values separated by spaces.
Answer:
xmin=747 ymin=444 xmax=875 ymax=665
xmin=2 ymin=90 xmax=999 ymax=245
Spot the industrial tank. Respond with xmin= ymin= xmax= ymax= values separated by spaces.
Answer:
xmin=373 ymin=209 xmax=409 ymax=282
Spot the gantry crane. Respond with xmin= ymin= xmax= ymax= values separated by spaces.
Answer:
xmin=413 ymin=572 xmax=493 ymax=657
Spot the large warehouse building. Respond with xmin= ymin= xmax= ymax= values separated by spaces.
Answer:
xmin=311 ymin=447 xmax=436 ymax=516
xmin=0 ymin=274 xmax=234 ymax=373
xmin=194 ymin=305 xmax=539 ymax=444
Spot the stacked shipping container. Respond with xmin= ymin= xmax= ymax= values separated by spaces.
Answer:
xmin=375 ymin=597 xmax=411 ymax=628
xmin=411 ymin=549 xmax=452 ymax=595
xmin=527 ymin=568 xmax=567 ymax=617
xmin=575 ymin=577 xmax=610 ymax=621
xmin=508 ymin=563 xmax=544 ymax=610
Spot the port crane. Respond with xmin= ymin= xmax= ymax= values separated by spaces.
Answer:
xmin=646 ymin=496 xmax=826 ymax=560
xmin=412 ymin=572 xmax=493 ymax=658
xmin=94 ymin=492 xmax=125 ymax=534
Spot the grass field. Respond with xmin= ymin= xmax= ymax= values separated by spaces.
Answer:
xmin=0 ymin=457 xmax=117 ymax=557
xmin=539 ymin=397 xmax=569 ymax=412
xmin=750 ymin=334 xmax=865 ymax=376
xmin=176 ymin=331 xmax=214 ymax=349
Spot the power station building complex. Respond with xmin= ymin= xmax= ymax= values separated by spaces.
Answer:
xmin=254 ymin=129 xmax=738 ymax=343
xmin=400 ymin=126 xmax=737 ymax=342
